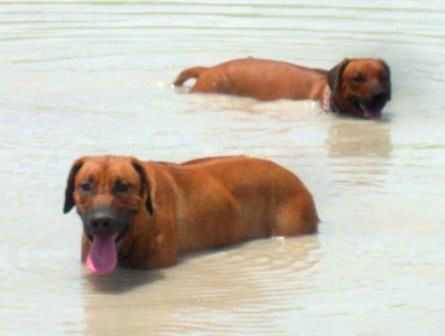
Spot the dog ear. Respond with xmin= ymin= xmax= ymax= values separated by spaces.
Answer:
xmin=63 ymin=159 xmax=84 ymax=214
xmin=327 ymin=58 xmax=350 ymax=92
xmin=381 ymin=60 xmax=391 ymax=101
xmin=131 ymin=160 xmax=154 ymax=215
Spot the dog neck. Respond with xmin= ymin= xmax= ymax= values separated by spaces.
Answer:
xmin=321 ymin=86 xmax=339 ymax=113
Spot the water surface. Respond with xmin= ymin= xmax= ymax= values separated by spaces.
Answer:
xmin=0 ymin=1 xmax=444 ymax=335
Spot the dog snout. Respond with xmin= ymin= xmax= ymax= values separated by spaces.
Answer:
xmin=88 ymin=210 xmax=119 ymax=235
xmin=371 ymin=88 xmax=387 ymax=102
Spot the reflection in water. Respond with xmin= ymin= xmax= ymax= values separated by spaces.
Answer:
xmin=326 ymin=120 xmax=392 ymax=189
xmin=326 ymin=120 xmax=392 ymax=158
xmin=182 ymin=92 xmax=321 ymax=122
xmin=84 ymin=269 xmax=166 ymax=294
xmin=82 ymin=237 xmax=320 ymax=335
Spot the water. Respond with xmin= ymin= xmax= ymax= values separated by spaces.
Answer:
xmin=0 ymin=1 xmax=444 ymax=335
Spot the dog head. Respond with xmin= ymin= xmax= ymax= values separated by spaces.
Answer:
xmin=63 ymin=156 xmax=153 ymax=275
xmin=328 ymin=58 xmax=391 ymax=120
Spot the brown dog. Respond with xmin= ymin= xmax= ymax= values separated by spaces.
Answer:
xmin=173 ymin=57 xmax=391 ymax=120
xmin=63 ymin=155 xmax=318 ymax=275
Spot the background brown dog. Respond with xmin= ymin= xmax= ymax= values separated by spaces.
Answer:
xmin=63 ymin=155 xmax=319 ymax=275
xmin=174 ymin=57 xmax=391 ymax=120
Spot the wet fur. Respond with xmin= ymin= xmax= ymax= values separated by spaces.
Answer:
xmin=174 ymin=57 xmax=391 ymax=118
xmin=64 ymin=155 xmax=319 ymax=270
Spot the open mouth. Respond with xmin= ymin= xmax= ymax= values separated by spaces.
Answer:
xmin=349 ymin=93 xmax=387 ymax=120
xmin=86 ymin=234 xmax=118 ymax=276
xmin=85 ymin=225 xmax=129 ymax=276
xmin=358 ymin=103 xmax=383 ymax=120
xmin=350 ymin=98 xmax=385 ymax=120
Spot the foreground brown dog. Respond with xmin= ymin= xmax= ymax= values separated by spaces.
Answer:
xmin=174 ymin=57 xmax=391 ymax=120
xmin=63 ymin=155 xmax=318 ymax=275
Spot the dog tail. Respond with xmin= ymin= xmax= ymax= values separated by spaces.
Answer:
xmin=173 ymin=66 xmax=207 ymax=86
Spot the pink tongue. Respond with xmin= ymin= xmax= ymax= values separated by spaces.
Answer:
xmin=86 ymin=235 xmax=118 ymax=275
xmin=361 ymin=105 xmax=382 ymax=120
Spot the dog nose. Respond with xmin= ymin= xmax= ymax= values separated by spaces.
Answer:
xmin=372 ymin=89 xmax=387 ymax=101
xmin=90 ymin=212 xmax=115 ymax=235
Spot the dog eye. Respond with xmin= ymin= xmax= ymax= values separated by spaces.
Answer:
xmin=114 ymin=182 xmax=130 ymax=194
xmin=352 ymin=74 xmax=366 ymax=83
xmin=79 ymin=181 xmax=93 ymax=193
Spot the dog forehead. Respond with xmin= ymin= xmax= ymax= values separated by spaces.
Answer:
xmin=76 ymin=157 xmax=139 ymax=183
xmin=344 ymin=59 xmax=387 ymax=77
